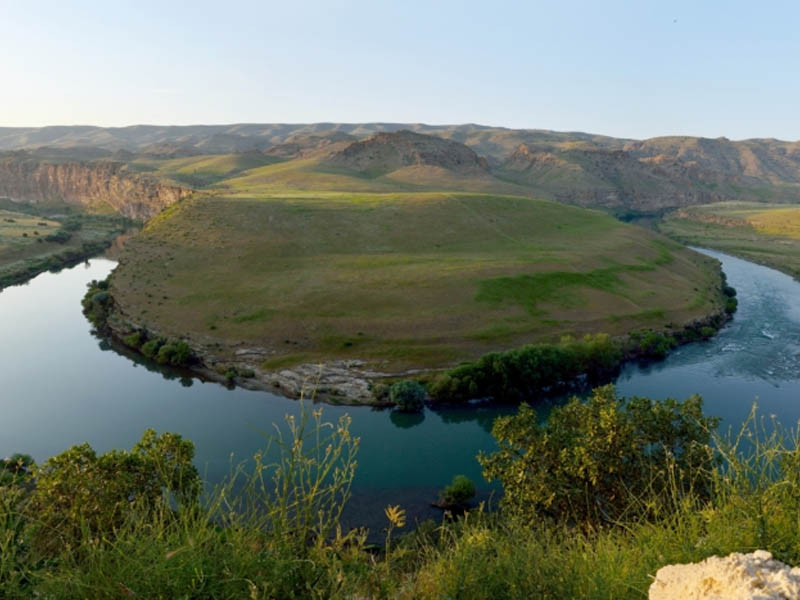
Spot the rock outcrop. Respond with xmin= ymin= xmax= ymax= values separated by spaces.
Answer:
xmin=324 ymin=130 xmax=489 ymax=175
xmin=649 ymin=550 xmax=800 ymax=600
xmin=0 ymin=154 xmax=190 ymax=220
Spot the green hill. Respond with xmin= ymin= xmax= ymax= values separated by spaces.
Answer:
xmin=111 ymin=190 xmax=723 ymax=375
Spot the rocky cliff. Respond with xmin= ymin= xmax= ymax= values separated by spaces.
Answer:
xmin=0 ymin=154 xmax=191 ymax=220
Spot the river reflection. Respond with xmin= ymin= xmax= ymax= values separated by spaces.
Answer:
xmin=4 ymin=247 xmax=800 ymax=533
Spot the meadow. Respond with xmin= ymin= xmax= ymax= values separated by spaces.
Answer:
xmin=111 ymin=190 xmax=723 ymax=375
xmin=0 ymin=201 xmax=130 ymax=289
xmin=660 ymin=201 xmax=800 ymax=279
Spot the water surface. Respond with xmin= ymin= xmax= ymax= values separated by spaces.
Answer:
xmin=2 ymin=248 xmax=800 ymax=529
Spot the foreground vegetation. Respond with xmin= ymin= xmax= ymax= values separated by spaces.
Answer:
xmin=0 ymin=199 xmax=133 ymax=289
xmin=3 ymin=388 xmax=800 ymax=598
xmin=660 ymin=201 xmax=800 ymax=279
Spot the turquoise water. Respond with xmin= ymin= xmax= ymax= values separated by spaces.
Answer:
xmin=2 ymin=248 xmax=800 ymax=529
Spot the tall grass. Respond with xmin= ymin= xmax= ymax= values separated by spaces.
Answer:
xmin=5 ymin=403 xmax=800 ymax=598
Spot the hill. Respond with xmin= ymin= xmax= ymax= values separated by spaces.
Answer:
xmin=322 ymin=130 xmax=489 ymax=175
xmin=108 ymin=191 xmax=724 ymax=395
xmin=3 ymin=123 xmax=800 ymax=214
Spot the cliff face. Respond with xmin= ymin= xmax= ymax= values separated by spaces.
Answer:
xmin=0 ymin=156 xmax=190 ymax=220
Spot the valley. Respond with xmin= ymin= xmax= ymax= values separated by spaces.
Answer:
xmin=2 ymin=125 xmax=766 ymax=402
xmin=661 ymin=201 xmax=800 ymax=279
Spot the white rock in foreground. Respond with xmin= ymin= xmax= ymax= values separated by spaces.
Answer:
xmin=649 ymin=550 xmax=800 ymax=600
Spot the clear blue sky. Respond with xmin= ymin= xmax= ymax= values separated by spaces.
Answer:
xmin=1 ymin=0 xmax=798 ymax=140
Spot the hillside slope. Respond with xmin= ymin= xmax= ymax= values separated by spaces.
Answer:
xmin=110 ymin=192 xmax=724 ymax=383
xmin=4 ymin=124 xmax=800 ymax=214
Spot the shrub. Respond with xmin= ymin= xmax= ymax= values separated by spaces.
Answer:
xmin=700 ymin=326 xmax=716 ymax=338
xmin=0 ymin=454 xmax=34 ymax=486
xmin=632 ymin=330 xmax=677 ymax=359
xmin=140 ymin=339 xmax=163 ymax=359
xmin=390 ymin=380 xmax=426 ymax=412
xmin=81 ymin=279 xmax=114 ymax=328
xmin=429 ymin=333 xmax=622 ymax=403
xmin=123 ymin=331 xmax=143 ymax=348
xmin=26 ymin=430 xmax=199 ymax=553
xmin=44 ymin=229 xmax=71 ymax=243
xmin=438 ymin=475 xmax=476 ymax=509
xmin=155 ymin=340 xmax=193 ymax=367
xmin=479 ymin=384 xmax=719 ymax=525
xmin=725 ymin=297 xmax=738 ymax=314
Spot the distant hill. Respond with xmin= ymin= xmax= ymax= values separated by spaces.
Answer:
xmin=2 ymin=123 xmax=800 ymax=213
xmin=323 ymin=130 xmax=489 ymax=175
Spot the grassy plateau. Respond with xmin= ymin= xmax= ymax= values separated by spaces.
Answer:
xmin=111 ymin=188 xmax=723 ymax=375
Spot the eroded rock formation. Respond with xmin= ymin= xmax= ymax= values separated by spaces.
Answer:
xmin=0 ymin=154 xmax=190 ymax=220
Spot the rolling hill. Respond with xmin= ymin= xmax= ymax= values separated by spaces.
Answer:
xmin=3 ymin=124 xmax=800 ymax=215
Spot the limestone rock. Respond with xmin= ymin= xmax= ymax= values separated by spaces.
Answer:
xmin=649 ymin=550 xmax=800 ymax=600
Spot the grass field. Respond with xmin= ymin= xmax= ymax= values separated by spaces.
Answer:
xmin=111 ymin=191 xmax=723 ymax=373
xmin=128 ymin=153 xmax=283 ymax=188
xmin=660 ymin=201 xmax=800 ymax=279
xmin=0 ymin=202 xmax=130 ymax=288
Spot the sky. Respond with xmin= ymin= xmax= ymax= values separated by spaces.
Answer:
xmin=1 ymin=0 xmax=798 ymax=140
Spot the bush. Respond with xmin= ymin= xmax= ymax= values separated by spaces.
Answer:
xmin=123 ymin=331 xmax=144 ymax=348
xmin=725 ymin=297 xmax=738 ymax=314
xmin=26 ymin=430 xmax=199 ymax=553
xmin=81 ymin=279 xmax=114 ymax=328
xmin=479 ymin=384 xmax=719 ymax=525
xmin=44 ymin=229 xmax=72 ymax=244
xmin=0 ymin=454 xmax=34 ymax=486
xmin=438 ymin=475 xmax=476 ymax=509
xmin=632 ymin=330 xmax=677 ymax=359
xmin=155 ymin=340 xmax=193 ymax=367
xmin=700 ymin=326 xmax=716 ymax=339
xmin=140 ymin=339 xmax=163 ymax=358
xmin=429 ymin=333 xmax=622 ymax=403
xmin=389 ymin=381 xmax=427 ymax=412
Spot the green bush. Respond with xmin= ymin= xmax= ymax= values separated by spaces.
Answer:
xmin=155 ymin=340 xmax=193 ymax=367
xmin=430 ymin=333 xmax=622 ymax=403
xmin=26 ymin=430 xmax=199 ymax=554
xmin=0 ymin=454 xmax=34 ymax=486
xmin=479 ymin=384 xmax=719 ymax=525
xmin=140 ymin=339 xmax=163 ymax=359
xmin=44 ymin=229 xmax=72 ymax=244
xmin=389 ymin=381 xmax=426 ymax=412
xmin=725 ymin=297 xmax=739 ymax=314
xmin=122 ymin=331 xmax=143 ymax=348
xmin=438 ymin=475 xmax=476 ymax=509
xmin=632 ymin=330 xmax=677 ymax=359
xmin=81 ymin=279 xmax=114 ymax=329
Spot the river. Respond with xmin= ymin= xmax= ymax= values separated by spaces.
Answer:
xmin=1 ymin=248 xmax=799 ymax=531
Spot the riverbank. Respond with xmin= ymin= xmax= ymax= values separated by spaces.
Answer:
xmin=0 ymin=201 xmax=134 ymax=290
xmin=660 ymin=202 xmax=800 ymax=281
xmin=83 ymin=258 xmax=735 ymax=406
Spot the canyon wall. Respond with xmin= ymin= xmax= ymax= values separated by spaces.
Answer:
xmin=0 ymin=156 xmax=190 ymax=220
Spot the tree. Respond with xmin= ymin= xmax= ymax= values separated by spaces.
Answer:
xmin=390 ymin=381 xmax=427 ymax=412
xmin=479 ymin=384 xmax=719 ymax=525
xmin=27 ymin=430 xmax=199 ymax=553
xmin=437 ymin=475 xmax=476 ymax=509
